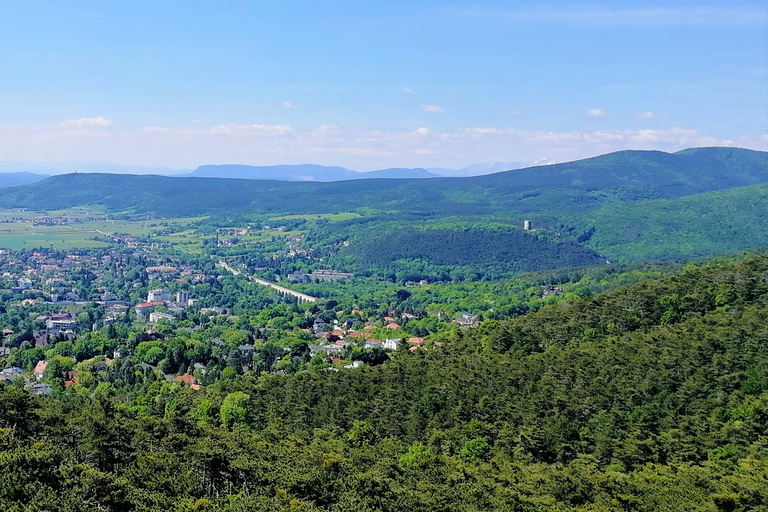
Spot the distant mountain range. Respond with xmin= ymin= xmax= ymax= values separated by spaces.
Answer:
xmin=1 ymin=147 xmax=765 ymax=217
xmin=0 ymin=161 xmax=190 ymax=178
xmin=187 ymin=164 xmax=440 ymax=181
xmin=0 ymin=160 xmax=560 ymax=186
xmin=187 ymin=161 xmax=560 ymax=181
xmin=0 ymin=172 xmax=51 ymax=189
xmin=2 ymin=147 xmax=768 ymax=263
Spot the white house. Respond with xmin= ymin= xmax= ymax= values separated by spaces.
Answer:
xmin=384 ymin=338 xmax=403 ymax=351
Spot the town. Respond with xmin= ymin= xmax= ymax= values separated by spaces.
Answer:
xmin=0 ymin=246 xmax=480 ymax=396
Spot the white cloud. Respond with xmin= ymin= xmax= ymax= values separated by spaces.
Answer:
xmin=307 ymin=147 xmax=392 ymax=157
xmin=59 ymin=116 xmax=113 ymax=128
xmin=281 ymin=101 xmax=297 ymax=109
xmin=422 ymin=105 xmax=443 ymax=112
xmin=311 ymin=123 xmax=340 ymax=136
xmin=637 ymin=111 xmax=663 ymax=119
xmin=209 ymin=124 xmax=293 ymax=135
xmin=1 ymin=121 xmax=764 ymax=171
xmin=402 ymin=87 xmax=415 ymax=94
xmin=586 ymin=108 xmax=606 ymax=117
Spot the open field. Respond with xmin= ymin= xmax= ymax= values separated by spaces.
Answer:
xmin=0 ymin=213 xmax=208 ymax=250
xmin=0 ymin=205 xmax=110 ymax=222
xmin=0 ymin=227 xmax=111 ymax=249
xmin=269 ymin=212 xmax=362 ymax=222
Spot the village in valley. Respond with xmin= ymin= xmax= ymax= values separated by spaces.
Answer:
xmin=0 ymin=239 xmax=481 ymax=396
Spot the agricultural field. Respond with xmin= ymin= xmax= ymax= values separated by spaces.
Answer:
xmin=0 ymin=209 xmax=208 ymax=250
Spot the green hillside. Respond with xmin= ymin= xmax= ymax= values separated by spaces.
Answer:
xmin=565 ymin=182 xmax=768 ymax=262
xmin=0 ymin=147 xmax=765 ymax=217
xmin=331 ymin=224 xmax=607 ymax=281
xmin=5 ymin=253 xmax=768 ymax=509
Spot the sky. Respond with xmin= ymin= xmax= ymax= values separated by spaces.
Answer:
xmin=0 ymin=0 xmax=766 ymax=171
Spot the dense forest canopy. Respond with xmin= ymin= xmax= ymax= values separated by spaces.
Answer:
xmin=3 ymin=253 xmax=768 ymax=510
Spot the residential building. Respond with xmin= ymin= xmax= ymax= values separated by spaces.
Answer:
xmin=147 ymin=289 xmax=172 ymax=302
xmin=149 ymin=311 xmax=175 ymax=323
xmin=384 ymin=338 xmax=403 ymax=351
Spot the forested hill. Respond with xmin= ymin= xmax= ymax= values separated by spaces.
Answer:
xmin=5 ymin=253 xmax=768 ymax=509
xmin=0 ymin=147 xmax=765 ymax=216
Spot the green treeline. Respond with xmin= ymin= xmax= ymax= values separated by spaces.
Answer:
xmin=3 ymin=255 xmax=768 ymax=509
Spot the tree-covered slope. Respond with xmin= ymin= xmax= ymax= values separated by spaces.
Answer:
xmin=4 ymin=254 xmax=768 ymax=509
xmin=334 ymin=224 xmax=607 ymax=280
xmin=564 ymin=181 xmax=768 ymax=262
xmin=0 ymin=147 xmax=765 ymax=216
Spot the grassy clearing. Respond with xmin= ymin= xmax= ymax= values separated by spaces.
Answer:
xmin=269 ymin=212 xmax=361 ymax=222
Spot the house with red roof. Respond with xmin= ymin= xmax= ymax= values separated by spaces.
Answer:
xmin=135 ymin=301 xmax=165 ymax=320
xmin=174 ymin=374 xmax=200 ymax=385
xmin=34 ymin=360 xmax=48 ymax=380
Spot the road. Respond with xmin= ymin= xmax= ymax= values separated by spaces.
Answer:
xmin=218 ymin=261 xmax=319 ymax=304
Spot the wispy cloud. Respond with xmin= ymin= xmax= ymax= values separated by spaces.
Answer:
xmin=422 ymin=105 xmax=443 ymax=112
xmin=402 ymin=87 xmax=415 ymax=94
xmin=451 ymin=6 xmax=768 ymax=26
xmin=636 ymin=111 xmax=663 ymax=119
xmin=209 ymin=124 xmax=293 ymax=135
xmin=586 ymin=108 xmax=606 ymax=117
xmin=1 ymin=121 xmax=764 ymax=171
xmin=281 ymin=101 xmax=297 ymax=109
xmin=59 ymin=116 xmax=113 ymax=128
xmin=311 ymin=123 xmax=340 ymax=136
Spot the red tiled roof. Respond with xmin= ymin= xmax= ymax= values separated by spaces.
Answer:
xmin=190 ymin=384 xmax=201 ymax=391
xmin=386 ymin=323 xmax=400 ymax=329
xmin=135 ymin=301 xmax=165 ymax=308
xmin=174 ymin=374 xmax=199 ymax=384
xmin=34 ymin=360 xmax=48 ymax=374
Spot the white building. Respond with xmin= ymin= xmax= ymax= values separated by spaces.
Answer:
xmin=149 ymin=311 xmax=175 ymax=324
xmin=384 ymin=338 xmax=403 ymax=351
xmin=147 ymin=289 xmax=172 ymax=302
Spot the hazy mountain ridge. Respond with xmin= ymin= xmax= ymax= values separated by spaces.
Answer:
xmin=0 ymin=147 xmax=765 ymax=218
xmin=0 ymin=172 xmax=50 ymax=188
xmin=189 ymin=164 xmax=439 ymax=181
xmin=0 ymin=161 xmax=190 ymax=177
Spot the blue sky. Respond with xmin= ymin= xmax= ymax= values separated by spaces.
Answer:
xmin=0 ymin=0 xmax=766 ymax=170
